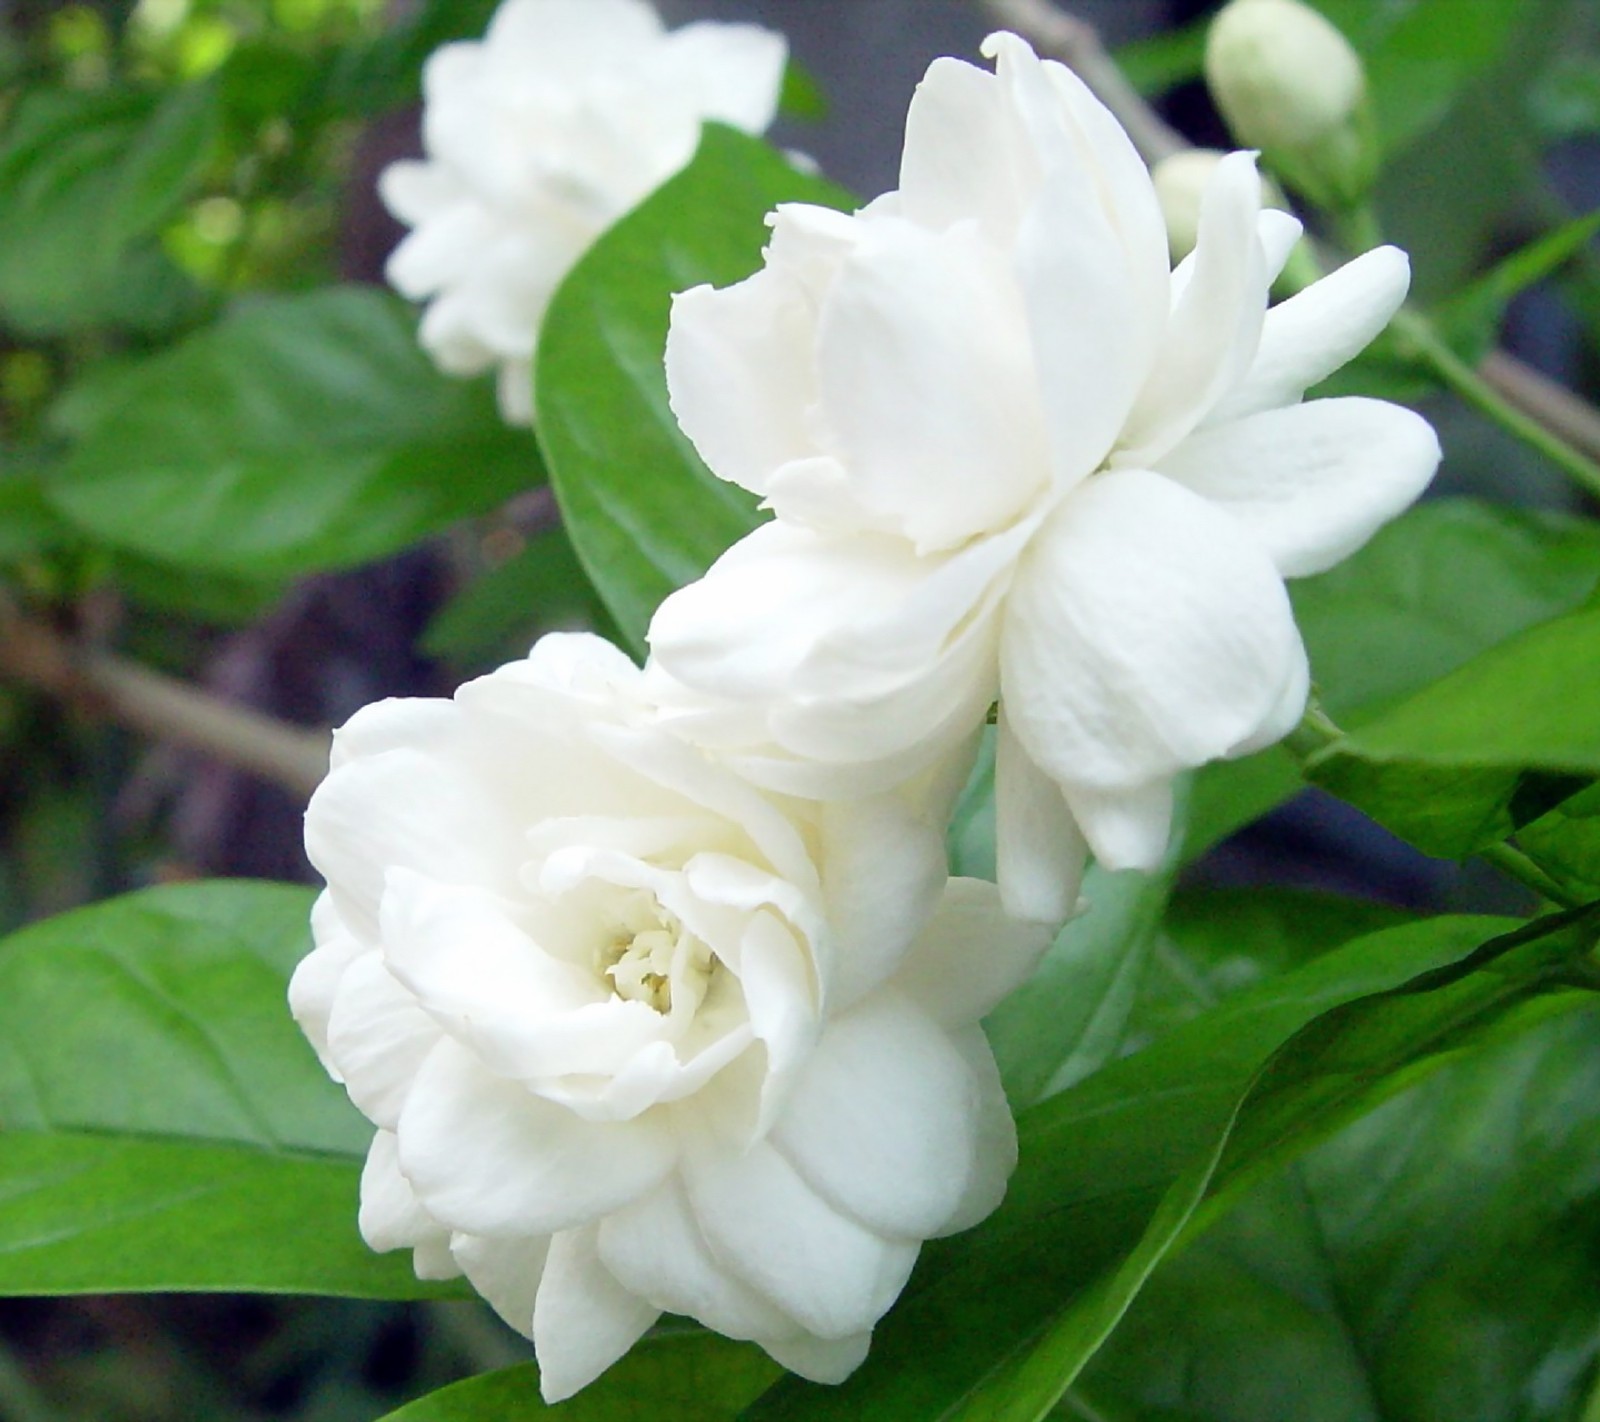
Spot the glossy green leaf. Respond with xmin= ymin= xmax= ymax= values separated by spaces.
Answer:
xmin=1315 ymin=0 xmax=1545 ymax=155
xmin=1519 ymin=782 xmax=1600 ymax=899
xmin=534 ymin=123 xmax=854 ymax=651
xmin=384 ymin=1334 xmax=778 ymax=1420
xmin=1307 ymin=603 xmax=1600 ymax=857
xmin=45 ymin=287 xmax=543 ymax=580
xmin=0 ymin=81 xmax=217 ymax=335
xmin=1186 ymin=499 xmax=1600 ymax=856
xmin=987 ymin=862 xmax=1175 ymax=1109
xmin=1440 ymin=207 xmax=1600 ymax=361
xmin=0 ymin=880 xmax=455 ymax=1301
xmin=744 ymin=910 xmax=1591 ymax=1419
xmin=1081 ymin=1000 xmax=1600 ymax=1422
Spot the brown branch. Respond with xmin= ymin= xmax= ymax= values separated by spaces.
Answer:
xmin=976 ymin=0 xmax=1186 ymax=163
xmin=0 ymin=594 xmax=330 ymax=800
xmin=1480 ymin=350 xmax=1600 ymax=474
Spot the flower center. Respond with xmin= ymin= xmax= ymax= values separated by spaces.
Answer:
xmin=597 ymin=907 xmax=715 ymax=1016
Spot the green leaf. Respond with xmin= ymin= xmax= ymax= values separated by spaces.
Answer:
xmin=0 ymin=880 xmax=454 ymax=1301
xmin=534 ymin=123 xmax=854 ymax=652
xmin=743 ymin=910 xmax=1588 ymax=1419
xmin=1081 ymin=1000 xmax=1600 ymax=1422
xmin=1186 ymin=498 xmax=1600 ymax=857
xmin=383 ymin=1334 xmax=779 ymax=1420
xmin=1313 ymin=0 xmax=1544 ymax=155
xmin=1440 ymin=207 xmax=1600 ymax=361
xmin=1114 ymin=20 xmax=1206 ymax=97
xmin=421 ymin=525 xmax=611 ymax=669
xmin=0 ymin=81 xmax=218 ymax=335
xmin=0 ymin=456 xmax=68 ymax=564
xmin=987 ymin=862 xmax=1176 ymax=1109
xmin=1306 ymin=602 xmax=1600 ymax=858
xmin=1519 ymin=782 xmax=1600 ymax=899
xmin=45 ymin=287 xmax=544 ymax=580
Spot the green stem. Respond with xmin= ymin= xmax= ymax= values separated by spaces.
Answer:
xmin=1478 ymin=842 xmax=1583 ymax=910
xmin=1393 ymin=307 xmax=1600 ymax=503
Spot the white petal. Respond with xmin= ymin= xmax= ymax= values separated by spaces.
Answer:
xmin=814 ymin=216 xmax=1051 ymax=549
xmin=325 ymin=952 xmax=443 ymax=1130
xmin=358 ymin=1130 xmax=454 ymax=1267
xmin=483 ymin=0 xmax=662 ymax=78
xmin=377 ymin=160 xmax=464 ymax=227
xmin=816 ymin=794 xmax=947 ymax=1008
xmin=894 ymin=877 xmax=1060 ymax=1033
xmin=763 ymin=1331 xmax=872 ymax=1384
xmin=496 ymin=357 xmax=533 ymax=426
xmin=665 ymin=269 xmax=824 ymax=497
xmin=288 ymin=892 xmax=367 ymax=1073
xmin=936 ymin=1024 xmax=1017 ymax=1234
xmin=1000 ymin=470 xmax=1306 ymax=793
xmin=683 ymin=1136 xmax=919 ymax=1339
xmin=1061 ymin=777 xmax=1177 ymax=873
xmin=658 ymin=22 xmax=787 ymax=133
xmin=1119 ymin=152 xmax=1269 ymax=464
xmin=1156 ymin=397 xmax=1440 ymax=577
xmin=1212 ymin=245 xmax=1413 ymax=422
xmin=533 ymin=1226 xmax=659 ymax=1403
xmin=451 ymin=1230 xmax=550 ymax=1338
xmin=397 ymin=1039 xmax=674 ymax=1236
xmin=769 ymin=991 xmax=979 ymax=1239
xmin=898 ymin=56 xmax=1023 ymax=238
xmin=995 ymin=709 xmax=1089 ymax=925
xmin=598 ymin=1177 xmax=799 ymax=1341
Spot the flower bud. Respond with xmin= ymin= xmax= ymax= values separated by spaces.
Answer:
xmin=1204 ymin=0 xmax=1377 ymax=211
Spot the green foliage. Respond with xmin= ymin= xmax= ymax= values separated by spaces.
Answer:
xmin=744 ymin=910 xmax=1595 ymax=1418
xmin=534 ymin=124 xmax=854 ymax=652
xmin=44 ymin=287 xmax=544 ymax=583
xmin=0 ymin=80 xmax=218 ymax=335
xmin=381 ymin=1335 xmax=778 ymax=1420
xmin=1186 ymin=499 xmax=1600 ymax=856
xmin=1306 ymin=603 xmax=1600 ymax=858
xmin=1081 ymin=1000 xmax=1600 ymax=1422
xmin=0 ymin=881 xmax=457 ymax=1300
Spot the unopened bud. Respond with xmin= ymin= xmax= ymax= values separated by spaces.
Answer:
xmin=1151 ymin=148 xmax=1290 ymax=263
xmin=1205 ymin=0 xmax=1377 ymax=211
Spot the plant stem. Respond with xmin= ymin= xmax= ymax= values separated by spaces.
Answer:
xmin=1478 ymin=842 xmax=1583 ymax=910
xmin=0 ymin=592 xmax=330 ymax=799
xmin=1393 ymin=307 xmax=1600 ymax=503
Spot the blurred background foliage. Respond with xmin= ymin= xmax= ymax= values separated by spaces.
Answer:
xmin=0 ymin=0 xmax=1597 ymax=1417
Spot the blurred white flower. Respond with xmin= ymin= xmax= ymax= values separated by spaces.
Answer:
xmin=648 ymin=32 xmax=1438 ymax=921
xmin=380 ymin=0 xmax=787 ymax=423
xmin=291 ymin=633 xmax=1045 ymax=1401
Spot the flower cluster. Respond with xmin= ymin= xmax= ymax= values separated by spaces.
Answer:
xmin=304 ymin=9 xmax=1438 ymax=1404
xmin=379 ymin=0 xmax=786 ymax=423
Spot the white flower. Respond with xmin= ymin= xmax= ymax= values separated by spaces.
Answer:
xmin=380 ymin=0 xmax=787 ymax=423
xmin=291 ymin=633 xmax=1045 ymax=1401
xmin=647 ymin=33 xmax=1439 ymax=922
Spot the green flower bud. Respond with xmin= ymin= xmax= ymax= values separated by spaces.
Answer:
xmin=1204 ymin=0 xmax=1378 ymax=212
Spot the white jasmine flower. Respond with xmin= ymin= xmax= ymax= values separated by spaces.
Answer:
xmin=380 ymin=0 xmax=787 ymax=423
xmin=291 ymin=633 xmax=1045 ymax=1401
xmin=647 ymin=33 xmax=1439 ymax=921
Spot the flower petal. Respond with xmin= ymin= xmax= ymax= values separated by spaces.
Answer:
xmin=325 ymin=951 xmax=443 ymax=1130
xmin=598 ymin=1176 xmax=799 ymax=1341
xmin=899 ymin=56 xmax=1025 ymax=238
xmin=288 ymin=892 xmax=367 ymax=1073
xmin=658 ymin=22 xmax=788 ymax=133
xmin=533 ymin=1226 xmax=659 ymax=1403
xmin=995 ymin=709 xmax=1088 ymax=925
xmin=1156 ymin=396 xmax=1441 ymax=577
xmin=683 ymin=1135 xmax=918 ymax=1339
xmin=937 ymin=1024 xmax=1018 ymax=1235
xmin=1000 ymin=469 xmax=1306 ymax=795
xmin=769 ymin=991 xmax=980 ymax=1239
xmin=1118 ymin=151 xmax=1269 ymax=464
xmin=358 ymin=1130 xmax=455 ymax=1271
xmin=1061 ymin=776 xmax=1177 ymax=873
xmin=451 ymin=1230 xmax=550 ymax=1338
xmin=894 ymin=877 xmax=1058 ymax=1028
xmin=813 ymin=215 xmax=1051 ymax=548
xmin=398 ymin=1039 xmax=674 ymax=1236
xmin=764 ymin=1331 xmax=872 ymax=1384
xmin=1212 ymin=245 xmax=1413 ymax=423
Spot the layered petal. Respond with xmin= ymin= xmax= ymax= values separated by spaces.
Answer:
xmin=1157 ymin=396 xmax=1441 ymax=577
xmin=533 ymin=1227 xmax=659 ymax=1403
xmin=1000 ymin=469 xmax=1306 ymax=798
